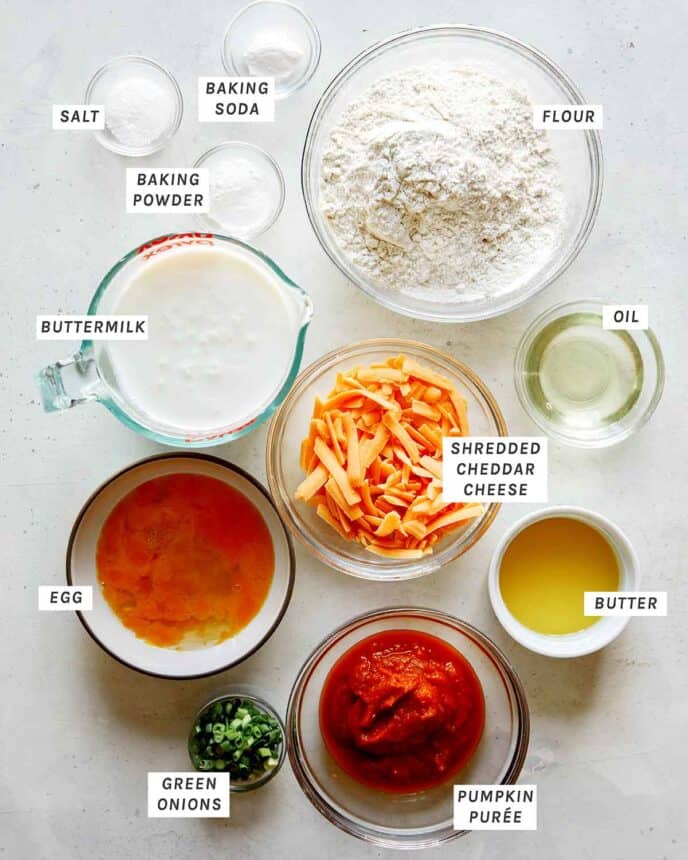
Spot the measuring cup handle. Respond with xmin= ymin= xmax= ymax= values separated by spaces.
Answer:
xmin=36 ymin=350 xmax=99 ymax=412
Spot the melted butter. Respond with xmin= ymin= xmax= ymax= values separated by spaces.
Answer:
xmin=499 ymin=517 xmax=620 ymax=635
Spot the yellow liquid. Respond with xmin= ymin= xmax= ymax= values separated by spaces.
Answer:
xmin=499 ymin=517 xmax=619 ymax=635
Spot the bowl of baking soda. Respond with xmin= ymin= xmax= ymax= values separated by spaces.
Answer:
xmin=222 ymin=1 xmax=321 ymax=99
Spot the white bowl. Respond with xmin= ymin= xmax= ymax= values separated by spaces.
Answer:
xmin=488 ymin=506 xmax=639 ymax=658
xmin=67 ymin=454 xmax=294 ymax=678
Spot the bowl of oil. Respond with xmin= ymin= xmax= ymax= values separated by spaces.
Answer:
xmin=488 ymin=506 xmax=639 ymax=657
xmin=514 ymin=299 xmax=664 ymax=447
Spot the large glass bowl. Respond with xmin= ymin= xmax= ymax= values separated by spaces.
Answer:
xmin=302 ymin=26 xmax=603 ymax=323
xmin=266 ymin=339 xmax=507 ymax=580
xmin=286 ymin=607 xmax=530 ymax=849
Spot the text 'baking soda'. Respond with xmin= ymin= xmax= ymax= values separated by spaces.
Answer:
xmin=198 ymin=77 xmax=275 ymax=122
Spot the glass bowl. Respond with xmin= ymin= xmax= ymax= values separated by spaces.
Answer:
xmin=302 ymin=26 xmax=603 ymax=322
xmin=85 ymin=55 xmax=183 ymax=156
xmin=222 ymin=1 xmax=322 ymax=99
xmin=189 ymin=687 xmax=286 ymax=791
xmin=266 ymin=339 xmax=507 ymax=580
xmin=193 ymin=141 xmax=285 ymax=240
xmin=286 ymin=607 xmax=530 ymax=849
xmin=514 ymin=299 xmax=665 ymax=447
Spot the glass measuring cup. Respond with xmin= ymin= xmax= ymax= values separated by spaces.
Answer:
xmin=37 ymin=232 xmax=313 ymax=448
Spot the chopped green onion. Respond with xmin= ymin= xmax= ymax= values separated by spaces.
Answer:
xmin=189 ymin=697 xmax=283 ymax=782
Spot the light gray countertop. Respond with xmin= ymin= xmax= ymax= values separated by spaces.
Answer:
xmin=2 ymin=1 xmax=686 ymax=858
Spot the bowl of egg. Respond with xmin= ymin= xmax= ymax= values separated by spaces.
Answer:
xmin=67 ymin=454 xmax=295 ymax=678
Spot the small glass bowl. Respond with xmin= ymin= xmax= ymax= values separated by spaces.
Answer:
xmin=193 ymin=141 xmax=285 ymax=240
xmin=85 ymin=55 xmax=183 ymax=156
xmin=514 ymin=299 xmax=665 ymax=447
xmin=266 ymin=339 xmax=507 ymax=581
xmin=188 ymin=688 xmax=286 ymax=792
xmin=222 ymin=1 xmax=321 ymax=99
xmin=302 ymin=26 xmax=603 ymax=322
xmin=286 ymin=607 xmax=530 ymax=848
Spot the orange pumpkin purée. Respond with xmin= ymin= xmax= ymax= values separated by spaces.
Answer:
xmin=96 ymin=473 xmax=274 ymax=648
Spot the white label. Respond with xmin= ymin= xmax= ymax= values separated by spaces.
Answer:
xmin=198 ymin=76 xmax=275 ymax=122
xmin=533 ymin=104 xmax=603 ymax=129
xmin=52 ymin=104 xmax=105 ymax=129
xmin=584 ymin=591 xmax=667 ymax=616
xmin=602 ymin=304 xmax=649 ymax=330
xmin=454 ymin=785 xmax=537 ymax=831
xmin=126 ymin=169 xmax=209 ymax=213
xmin=147 ymin=773 xmax=229 ymax=818
xmin=36 ymin=315 xmax=148 ymax=340
xmin=442 ymin=437 xmax=548 ymax=503
xmin=39 ymin=586 xmax=93 ymax=611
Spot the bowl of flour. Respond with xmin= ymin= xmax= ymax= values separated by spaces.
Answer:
xmin=302 ymin=26 xmax=603 ymax=323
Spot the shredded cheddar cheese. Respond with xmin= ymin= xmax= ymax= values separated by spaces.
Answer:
xmin=294 ymin=355 xmax=484 ymax=558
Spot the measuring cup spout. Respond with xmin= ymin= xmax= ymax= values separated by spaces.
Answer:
xmin=296 ymin=290 xmax=314 ymax=327
xmin=37 ymin=350 xmax=100 ymax=412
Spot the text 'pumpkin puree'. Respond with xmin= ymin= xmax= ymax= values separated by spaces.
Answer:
xmin=295 ymin=354 xmax=483 ymax=558
xmin=96 ymin=473 xmax=274 ymax=648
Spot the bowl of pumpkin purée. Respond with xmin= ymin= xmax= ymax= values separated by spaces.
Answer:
xmin=67 ymin=454 xmax=295 ymax=678
xmin=286 ymin=607 xmax=529 ymax=849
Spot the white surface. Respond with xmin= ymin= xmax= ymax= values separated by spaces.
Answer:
xmin=1 ymin=1 xmax=686 ymax=858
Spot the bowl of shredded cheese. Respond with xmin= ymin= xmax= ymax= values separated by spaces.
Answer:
xmin=266 ymin=339 xmax=507 ymax=580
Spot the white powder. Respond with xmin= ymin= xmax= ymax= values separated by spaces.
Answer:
xmin=320 ymin=64 xmax=565 ymax=302
xmin=208 ymin=155 xmax=279 ymax=238
xmin=104 ymin=76 xmax=176 ymax=149
xmin=244 ymin=32 xmax=306 ymax=81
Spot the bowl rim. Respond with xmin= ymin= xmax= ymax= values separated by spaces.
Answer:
xmin=286 ymin=605 xmax=531 ymax=848
xmin=188 ymin=687 xmax=287 ymax=791
xmin=487 ymin=505 xmax=641 ymax=657
xmin=84 ymin=54 xmax=184 ymax=157
xmin=65 ymin=452 xmax=296 ymax=680
xmin=513 ymin=297 xmax=666 ymax=448
xmin=301 ymin=24 xmax=604 ymax=323
xmin=266 ymin=338 xmax=507 ymax=580
xmin=192 ymin=140 xmax=286 ymax=239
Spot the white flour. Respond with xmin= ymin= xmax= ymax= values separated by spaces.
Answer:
xmin=320 ymin=64 xmax=564 ymax=302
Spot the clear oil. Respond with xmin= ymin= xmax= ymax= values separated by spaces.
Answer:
xmin=524 ymin=312 xmax=644 ymax=431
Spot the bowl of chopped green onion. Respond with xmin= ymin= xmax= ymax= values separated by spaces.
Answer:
xmin=188 ymin=689 xmax=286 ymax=791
